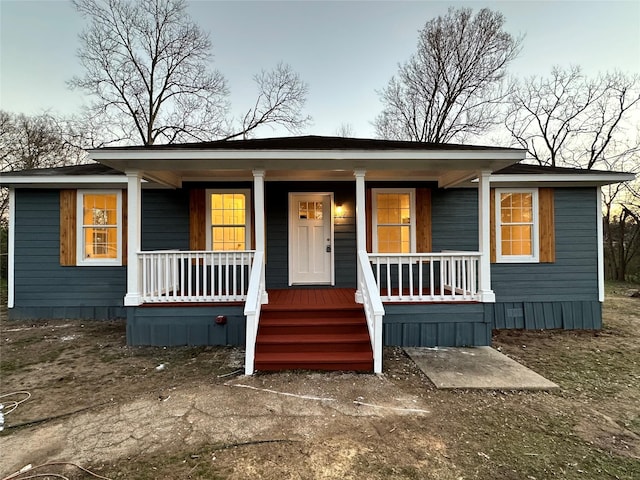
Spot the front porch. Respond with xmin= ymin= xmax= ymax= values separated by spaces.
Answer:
xmin=103 ymin=138 xmax=519 ymax=374
xmin=131 ymin=248 xmax=486 ymax=374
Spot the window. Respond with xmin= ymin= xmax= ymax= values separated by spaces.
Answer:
xmin=372 ymin=188 xmax=416 ymax=253
xmin=495 ymin=188 xmax=539 ymax=262
xmin=206 ymin=190 xmax=251 ymax=251
xmin=77 ymin=190 xmax=122 ymax=265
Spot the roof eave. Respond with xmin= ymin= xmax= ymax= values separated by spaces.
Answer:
xmin=488 ymin=172 xmax=637 ymax=187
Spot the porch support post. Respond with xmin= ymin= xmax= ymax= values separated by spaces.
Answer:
xmin=252 ymin=169 xmax=268 ymax=303
xmin=124 ymin=171 xmax=143 ymax=306
xmin=477 ymin=170 xmax=495 ymax=302
xmin=354 ymin=169 xmax=366 ymax=303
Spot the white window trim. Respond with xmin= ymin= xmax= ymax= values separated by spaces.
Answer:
xmin=205 ymin=189 xmax=252 ymax=251
xmin=371 ymin=188 xmax=417 ymax=253
xmin=495 ymin=187 xmax=539 ymax=263
xmin=76 ymin=189 xmax=123 ymax=266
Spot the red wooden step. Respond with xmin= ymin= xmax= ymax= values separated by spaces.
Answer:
xmin=255 ymin=333 xmax=372 ymax=353
xmin=254 ymin=351 xmax=373 ymax=372
xmin=254 ymin=290 xmax=374 ymax=373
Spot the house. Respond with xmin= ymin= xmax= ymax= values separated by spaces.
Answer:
xmin=2 ymin=136 xmax=634 ymax=374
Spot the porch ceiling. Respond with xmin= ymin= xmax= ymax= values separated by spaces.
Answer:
xmin=93 ymin=151 xmax=524 ymax=188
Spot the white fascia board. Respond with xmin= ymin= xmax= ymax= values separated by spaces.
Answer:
xmin=0 ymin=175 xmax=128 ymax=186
xmin=489 ymin=173 xmax=636 ymax=186
xmin=0 ymin=175 xmax=165 ymax=189
xmin=89 ymin=148 xmax=526 ymax=163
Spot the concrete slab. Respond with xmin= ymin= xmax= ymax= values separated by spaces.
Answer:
xmin=404 ymin=346 xmax=559 ymax=390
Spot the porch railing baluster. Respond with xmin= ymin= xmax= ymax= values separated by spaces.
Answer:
xmin=139 ymin=250 xmax=255 ymax=303
xmin=368 ymin=252 xmax=481 ymax=302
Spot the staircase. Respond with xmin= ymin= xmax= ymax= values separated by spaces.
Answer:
xmin=253 ymin=289 xmax=374 ymax=372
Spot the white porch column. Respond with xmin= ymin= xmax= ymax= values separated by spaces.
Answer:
xmin=478 ymin=170 xmax=495 ymax=302
xmin=252 ymin=169 xmax=268 ymax=303
xmin=354 ymin=169 xmax=367 ymax=303
xmin=124 ymin=171 xmax=143 ymax=306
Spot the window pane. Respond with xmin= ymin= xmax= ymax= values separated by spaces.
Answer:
xmin=84 ymin=226 xmax=117 ymax=259
xmin=501 ymin=225 xmax=532 ymax=256
xmin=83 ymin=194 xmax=117 ymax=226
xmin=378 ymin=226 xmax=410 ymax=253
xmin=377 ymin=193 xmax=411 ymax=225
xmin=211 ymin=193 xmax=245 ymax=225
xmin=299 ymin=201 xmax=308 ymax=219
xmin=212 ymin=227 xmax=245 ymax=251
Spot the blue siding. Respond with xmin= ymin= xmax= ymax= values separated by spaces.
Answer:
xmin=383 ymin=303 xmax=491 ymax=347
xmin=489 ymin=301 xmax=601 ymax=330
xmin=491 ymin=188 xmax=599 ymax=303
xmin=432 ymin=188 xmax=478 ymax=251
xmin=141 ymin=189 xmax=190 ymax=250
xmin=127 ymin=306 xmax=246 ymax=346
xmin=11 ymin=189 xmax=127 ymax=320
xmin=10 ymin=184 xmax=602 ymax=335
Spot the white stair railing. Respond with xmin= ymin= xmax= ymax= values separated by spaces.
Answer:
xmin=244 ymin=251 xmax=266 ymax=375
xmin=358 ymin=250 xmax=385 ymax=374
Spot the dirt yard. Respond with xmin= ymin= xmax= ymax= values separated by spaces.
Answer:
xmin=1 ymin=284 xmax=639 ymax=480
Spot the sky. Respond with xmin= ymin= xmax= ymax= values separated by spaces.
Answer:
xmin=1 ymin=0 xmax=639 ymax=139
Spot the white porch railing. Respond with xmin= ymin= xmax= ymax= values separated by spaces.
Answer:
xmin=140 ymin=250 xmax=255 ymax=303
xmin=358 ymin=250 xmax=385 ymax=374
xmin=368 ymin=252 xmax=480 ymax=302
xmin=243 ymin=251 xmax=266 ymax=375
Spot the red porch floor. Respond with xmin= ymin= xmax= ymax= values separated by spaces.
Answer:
xmin=264 ymin=288 xmax=357 ymax=310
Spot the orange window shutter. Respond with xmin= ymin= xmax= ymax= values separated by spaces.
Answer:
xmin=538 ymin=188 xmax=555 ymax=263
xmin=190 ymin=189 xmax=206 ymax=250
xmin=490 ymin=188 xmax=496 ymax=263
xmin=416 ymin=188 xmax=432 ymax=253
xmin=60 ymin=190 xmax=77 ymax=266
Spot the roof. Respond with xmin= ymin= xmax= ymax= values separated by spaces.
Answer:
xmin=0 ymin=162 xmax=128 ymax=188
xmin=489 ymin=163 xmax=635 ymax=187
xmin=1 ymin=137 xmax=634 ymax=188
xmin=1 ymin=163 xmax=122 ymax=177
xmin=91 ymin=135 xmax=524 ymax=153
xmin=495 ymin=163 xmax=629 ymax=176
xmin=88 ymin=135 xmax=527 ymax=187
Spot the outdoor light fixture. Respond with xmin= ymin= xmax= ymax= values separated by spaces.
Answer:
xmin=335 ymin=204 xmax=345 ymax=218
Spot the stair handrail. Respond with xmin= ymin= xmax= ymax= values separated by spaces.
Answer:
xmin=358 ymin=250 xmax=385 ymax=373
xmin=244 ymin=250 xmax=265 ymax=375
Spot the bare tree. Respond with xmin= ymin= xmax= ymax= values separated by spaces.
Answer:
xmin=231 ymin=63 xmax=311 ymax=140
xmin=603 ymin=181 xmax=640 ymax=281
xmin=506 ymin=67 xmax=640 ymax=280
xmin=70 ymin=0 xmax=310 ymax=145
xmin=373 ymin=7 xmax=521 ymax=143
xmin=505 ymin=67 xmax=640 ymax=169
xmin=0 ymin=110 xmax=85 ymax=226
xmin=335 ymin=123 xmax=355 ymax=138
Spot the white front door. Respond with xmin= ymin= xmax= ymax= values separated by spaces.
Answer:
xmin=289 ymin=193 xmax=333 ymax=285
